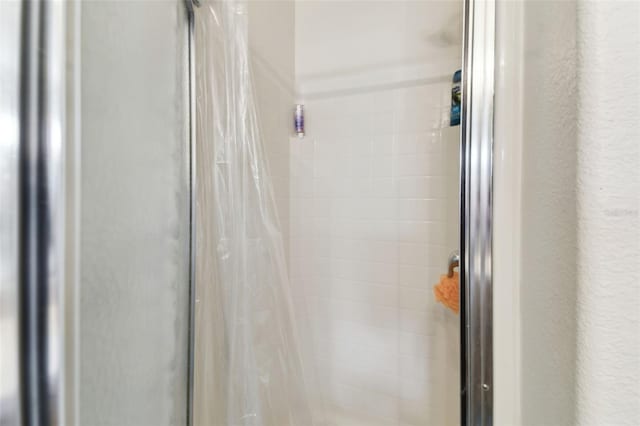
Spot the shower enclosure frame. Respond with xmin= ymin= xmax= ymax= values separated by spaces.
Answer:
xmin=459 ymin=0 xmax=495 ymax=424
xmin=13 ymin=2 xmax=68 ymax=425
xmin=185 ymin=0 xmax=496 ymax=424
xmin=8 ymin=0 xmax=496 ymax=424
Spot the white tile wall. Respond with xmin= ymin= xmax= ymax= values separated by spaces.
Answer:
xmin=290 ymin=83 xmax=461 ymax=425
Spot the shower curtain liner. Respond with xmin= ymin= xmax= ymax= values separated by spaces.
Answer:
xmin=194 ymin=1 xmax=314 ymax=425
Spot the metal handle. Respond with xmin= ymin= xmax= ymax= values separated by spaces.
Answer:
xmin=448 ymin=250 xmax=460 ymax=278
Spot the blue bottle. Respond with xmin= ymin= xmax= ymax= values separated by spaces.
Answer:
xmin=450 ymin=70 xmax=461 ymax=127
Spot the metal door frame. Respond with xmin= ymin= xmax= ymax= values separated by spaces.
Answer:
xmin=17 ymin=1 xmax=67 ymax=425
xmin=185 ymin=1 xmax=198 ymax=425
xmin=460 ymin=0 xmax=495 ymax=424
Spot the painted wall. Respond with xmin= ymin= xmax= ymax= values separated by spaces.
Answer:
xmin=79 ymin=2 xmax=190 ymax=425
xmin=575 ymin=2 xmax=640 ymax=423
xmin=519 ymin=1 xmax=640 ymax=424
xmin=519 ymin=1 xmax=579 ymax=424
xmin=292 ymin=2 xmax=462 ymax=424
xmin=248 ymin=1 xmax=295 ymax=258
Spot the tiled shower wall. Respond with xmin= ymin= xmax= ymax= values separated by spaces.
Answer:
xmin=289 ymin=83 xmax=461 ymax=425
xmin=247 ymin=2 xmax=463 ymax=424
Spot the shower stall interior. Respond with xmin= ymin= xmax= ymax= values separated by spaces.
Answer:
xmin=1 ymin=0 xmax=495 ymax=425
xmin=193 ymin=2 xmax=464 ymax=425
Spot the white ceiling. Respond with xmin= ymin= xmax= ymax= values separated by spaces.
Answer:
xmin=295 ymin=0 xmax=463 ymax=80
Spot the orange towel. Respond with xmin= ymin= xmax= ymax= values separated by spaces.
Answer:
xmin=433 ymin=271 xmax=459 ymax=313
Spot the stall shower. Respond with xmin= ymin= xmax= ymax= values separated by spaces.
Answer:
xmin=5 ymin=0 xmax=639 ymax=425
xmin=193 ymin=1 xmax=464 ymax=425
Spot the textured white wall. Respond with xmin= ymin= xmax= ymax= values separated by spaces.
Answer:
xmin=575 ymin=2 xmax=640 ymax=423
xmin=519 ymin=1 xmax=578 ymax=424
xmin=519 ymin=1 xmax=640 ymax=424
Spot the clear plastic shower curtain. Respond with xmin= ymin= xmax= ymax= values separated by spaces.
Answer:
xmin=193 ymin=1 xmax=314 ymax=425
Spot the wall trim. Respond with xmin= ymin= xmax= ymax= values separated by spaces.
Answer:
xmin=460 ymin=0 xmax=495 ymax=423
xmin=493 ymin=0 xmax=523 ymax=424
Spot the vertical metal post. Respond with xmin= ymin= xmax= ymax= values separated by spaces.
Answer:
xmin=18 ymin=0 xmax=66 ymax=425
xmin=185 ymin=0 xmax=199 ymax=424
xmin=460 ymin=0 xmax=495 ymax=424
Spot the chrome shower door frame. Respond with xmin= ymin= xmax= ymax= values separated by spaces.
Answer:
xmin=460 ymin=0 xmax=495 ymax=424
xmin=17 ymin=1 xmax=68 ymax=425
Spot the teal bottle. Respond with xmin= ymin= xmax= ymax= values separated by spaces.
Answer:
xmin=450 ymin=70 xmax=461 ymax=126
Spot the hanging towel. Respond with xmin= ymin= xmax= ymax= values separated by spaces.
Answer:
xmin=433 ymin=271 xmax=459 ymax=313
